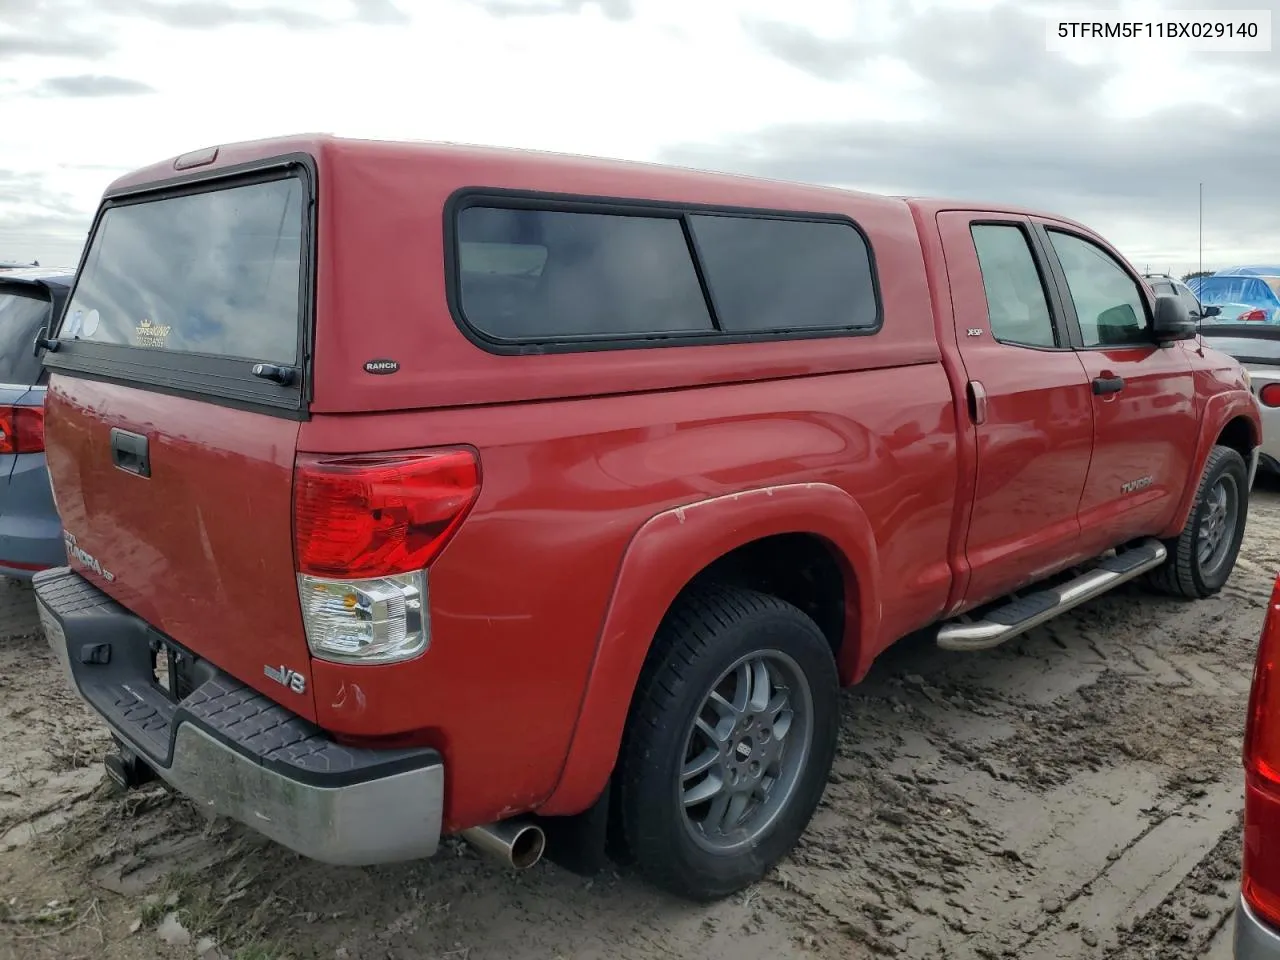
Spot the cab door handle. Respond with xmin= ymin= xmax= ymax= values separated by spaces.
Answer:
xmin=966 ymin=380 xmax=987 ymax=424
xmin=1092 ymin=375 xmax=1125 ymax=395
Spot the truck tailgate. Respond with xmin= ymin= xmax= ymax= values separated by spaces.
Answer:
xmin=44 ymin=377 xmax=313 ymax=715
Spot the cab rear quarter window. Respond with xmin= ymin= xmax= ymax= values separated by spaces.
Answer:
xmin=446 ymin=192 xmax=881 ymax=352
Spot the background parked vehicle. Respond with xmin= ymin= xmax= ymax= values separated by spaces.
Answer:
xmin=1189 ymin=270 xmax=1280 ymax=324
xmin=1199 ymin=324 xmax=1280 ymax=477
xmin=0 ymin=266 xmax=72 ymax=579
xmin=1143 ymin=272 xmax=1220 ymax=323
xmin=1236 ymin=571 xmax=1280 ymax=957
xmin=1218 ymin=266 xmax=1280 ymax=277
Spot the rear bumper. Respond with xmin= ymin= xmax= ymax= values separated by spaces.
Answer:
xmin=32 ymin=566 xmax=445 ymax=866
xmin=1236 ymin=894 xmax=1280 ymax=958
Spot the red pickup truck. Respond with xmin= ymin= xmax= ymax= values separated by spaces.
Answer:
xmin=32 ymin=135 xmax=1260 ymax=902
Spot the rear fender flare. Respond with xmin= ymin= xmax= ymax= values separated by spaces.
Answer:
xmin=1162 ymin=390 xmax=1260 ymax=538
xmin=538 ymin=482 xmax=880 ymax=817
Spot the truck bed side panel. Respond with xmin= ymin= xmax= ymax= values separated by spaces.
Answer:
xmin=298 ymin=363 xmax=958 ymax=829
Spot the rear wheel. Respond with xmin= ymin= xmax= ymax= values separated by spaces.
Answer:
xmin=616 ymin=584 xmax=839 ymax=901
xmin=1148 ymin=445 xmax=1249 ymax=599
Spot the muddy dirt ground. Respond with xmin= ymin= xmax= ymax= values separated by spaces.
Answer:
xmin=4 ymin=488 xmax=1279 ymax=960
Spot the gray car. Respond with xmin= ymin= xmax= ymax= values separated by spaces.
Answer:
xmin=1199 ymin=324 xmax=1280 ymax=476
xmin=0 ymin=266 xmax=73 ymax=579
xmin=1144 ymin=273 xmax=1221 ymax=324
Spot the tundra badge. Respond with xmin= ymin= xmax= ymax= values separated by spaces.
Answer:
xmin=1121 ymin=475 xmax=1154 ymax=495
xmin=64 ymin=532 xmax=115 ymax=582
xmin=264 ymin=664 xmax=306 ymax=695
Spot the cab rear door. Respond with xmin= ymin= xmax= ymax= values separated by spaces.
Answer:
xmin=936 ymin=212 xmax=1096 ymax=608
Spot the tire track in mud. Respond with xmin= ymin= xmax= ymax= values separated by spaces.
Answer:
xmin=743 ymin=486 xmax=1280 ymax=958
xmin=1102 ymin=819 xmax=1245 ymax=960
xmin=0 ymin=584 xmax=110 ymax=854
xmin=2 ymin=487 xmax=1279 ymax=959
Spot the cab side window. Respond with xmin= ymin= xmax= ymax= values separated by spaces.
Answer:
xmin=1047 ymin=230 xmax=1150 ymax=347
xmin=970 ymin=224 xmax=1057 ymax=348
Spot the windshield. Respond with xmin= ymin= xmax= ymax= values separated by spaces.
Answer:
xmin=0 ymin=288 xmax=51 ymax=385
xmin=61 ymin=176 xmax=305 ymax=365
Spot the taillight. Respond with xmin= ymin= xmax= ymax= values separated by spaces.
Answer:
xmin=1240 ymin=309 xmax=1269 ymax=322
xmin=1243 ymin=575 xmax=1280 ymax=930
xmin=0 ymin=405 xmax=44 ymax=454
xmin=1260 ymin=384 xmax=1280 ymax=408
xmin=293 ymin=449 xmax=480 ymax=664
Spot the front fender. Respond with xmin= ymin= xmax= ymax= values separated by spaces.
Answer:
xmin=537 ymin=482 xmax=879 ymax=817
xmin=1162 ymin=385 xmax=1260 ymax=539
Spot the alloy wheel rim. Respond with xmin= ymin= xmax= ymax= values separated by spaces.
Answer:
xmin=1197 ymin=473 xmax=1240 ymax=577
xmin=677 ymin=650 xmax=814 ymax=854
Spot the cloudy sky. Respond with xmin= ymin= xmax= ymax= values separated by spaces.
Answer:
xmin=0 ymin=0 xmax=1276 ymax=275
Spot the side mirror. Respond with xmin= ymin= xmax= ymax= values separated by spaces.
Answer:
xmin=1202 ymin=304 xmax=1222 ymax=318
xmin=1153 ymin=294 xmax=1197 ymax=342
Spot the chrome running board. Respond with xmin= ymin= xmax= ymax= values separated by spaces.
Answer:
xmin=936 ymin=539 xmax=1168 ymax=652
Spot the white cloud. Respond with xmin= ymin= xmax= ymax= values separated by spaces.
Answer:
xmin=0 ymin=0 xmax=1274 ymax=276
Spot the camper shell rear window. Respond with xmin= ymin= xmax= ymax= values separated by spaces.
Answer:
xmin=44 ymin=160 xmax=313 ymax=416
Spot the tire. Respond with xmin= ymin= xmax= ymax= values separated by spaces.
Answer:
xmin=616 ymin=583 xmax=840 ymax=901
xmin=1147 ymin=445 xmax=1249 ymax=599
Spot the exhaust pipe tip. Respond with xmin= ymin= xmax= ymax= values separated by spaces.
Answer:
xmin=461 ymin=820 xmax=547 ymax=870
xmin=508 ymin=824 xmax=546 ymax=870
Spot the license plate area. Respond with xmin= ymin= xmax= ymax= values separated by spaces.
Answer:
xmin=151 ymin=639 xmax=178 ymax=701
xmin=149 ymin=636 xmax=198 ymax=703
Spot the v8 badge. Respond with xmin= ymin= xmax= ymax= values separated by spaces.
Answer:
xmin=264 ymin=663 xmax=306 ymax=695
